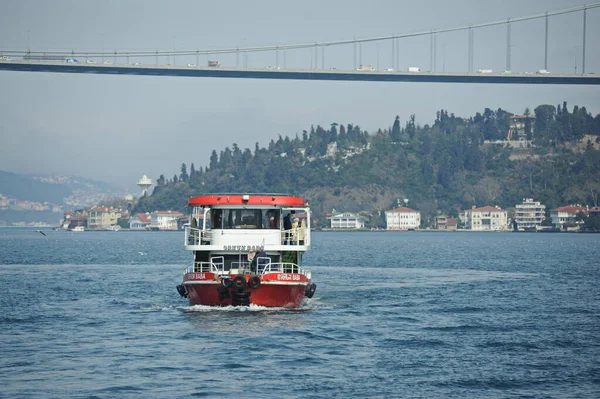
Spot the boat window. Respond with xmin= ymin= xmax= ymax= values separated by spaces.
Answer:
xmin=209 ymin=209 xmax=284 ymax=229
xmin=263 ymin=209 xmax=280 ymax=229
xmin=221 ymin=209 xmax=264 ymax=229
xmin=211 ymin=209 xmax=223 ymax=228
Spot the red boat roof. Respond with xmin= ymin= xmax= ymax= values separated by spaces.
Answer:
xmin=188 ymin=194 xmax=307 ymax=207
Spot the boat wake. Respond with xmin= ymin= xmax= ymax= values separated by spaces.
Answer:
xmin=181 ymin=303 xmax=312 ymax=313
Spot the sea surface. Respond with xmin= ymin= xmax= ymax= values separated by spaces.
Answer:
xmin=1 ymin=228 xmax=599 ymax=399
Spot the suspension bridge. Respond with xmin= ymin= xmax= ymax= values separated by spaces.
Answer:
xmin=1 ymin=3 xmax=599 ymax=85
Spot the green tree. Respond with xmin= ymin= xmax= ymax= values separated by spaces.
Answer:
xmin=391 ymin=115 xmax=401 ymax=141
xmin=179 ymin=163 xmax=188 ymax=182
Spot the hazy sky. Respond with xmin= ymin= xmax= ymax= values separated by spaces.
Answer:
xmin=1 ymin=0 xmax=598 ymax=192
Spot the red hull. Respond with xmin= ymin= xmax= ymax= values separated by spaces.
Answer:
xmin=182 ymin=272 xmax=312 ymax=308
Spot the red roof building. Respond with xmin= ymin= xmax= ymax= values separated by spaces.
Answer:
xmin=550 ymin=205 xmax=587 ymax=230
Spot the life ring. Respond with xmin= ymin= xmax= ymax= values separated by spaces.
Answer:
xmin=248 ymin=276 xmax=261 ymax=289
xmin=305 ymin=283 xmax=317 ymax=298
xmin=233 ymin=276 xmax=246 ymax=290
xmin=221 ymin=278 xmax=233 ymax=288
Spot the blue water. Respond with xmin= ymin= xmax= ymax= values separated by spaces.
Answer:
xmin=1 ymin=228 xmax=599 ymax=398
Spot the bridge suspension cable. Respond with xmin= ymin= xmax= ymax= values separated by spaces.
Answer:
xmin=2 ymin=2 xmax=599 ymax=58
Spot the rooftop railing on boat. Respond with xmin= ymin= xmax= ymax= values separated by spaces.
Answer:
xmin=185 ymin=226 xmax=310 ymax=246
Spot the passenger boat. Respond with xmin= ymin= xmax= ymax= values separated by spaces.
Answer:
xmin=176 ymin=193 xmax=317 ymax=308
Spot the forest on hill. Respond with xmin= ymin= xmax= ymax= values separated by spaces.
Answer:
xmin=133 ymin=102 xmax=600 ymax=227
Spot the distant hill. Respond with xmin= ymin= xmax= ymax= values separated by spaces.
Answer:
xmin=132 ymin=102 xmax=600 ymax=227
xmin=0 ymin=170 xmax=72 ymax=204
xmin=0 ymin=170 xmax=125 ymax=208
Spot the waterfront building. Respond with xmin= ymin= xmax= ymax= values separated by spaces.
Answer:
xmin=385 ymin=207 xmax=421 ymax=230
xmin=327 ymin=211 xmax=367 ymax=229
xmin=87 ymin=207 xmax=123 ymax=230
xmin=435 ymin=215 xmax=458 ymax=231
xmin=550 ymin=205 xmax=587 ymax=230
xmin=61 ymin=210 xmax=88 ymax=230
xmin=149 ymin=210 xmax=184 ymax=230
xmin=514 ymin=198 xmax=546 ymax=230
xmin=129 ymin=213 xmax=151 ymax=230
xmin=464 ymin=206 xmax=509 ymax=231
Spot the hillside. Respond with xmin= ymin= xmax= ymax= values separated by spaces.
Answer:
xmin=0 ymin=170 xmax=72 ymax=204
xmin=0 ymin=171 xmax=127 ymax=225
xmin=133 ymin=102 xmax=600 ymax=227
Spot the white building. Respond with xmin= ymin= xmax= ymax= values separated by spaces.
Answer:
xmin=327 ymin=212 xmax=367 ymax=229
xmin=385 ymin=207 xmax=421 ymax=230
xmin=514 ymin=198 xmax=546 ymax=230
xmin=550 ymin=205 xmax=587 ymax=229
xmin=150 ymin=210 xmax=184 ymax=230
xmin=464 ymin=205 xmax=508 ymax=231
xmin=129 ymin=213 xmax=151 ymax=230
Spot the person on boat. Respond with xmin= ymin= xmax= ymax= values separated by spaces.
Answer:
xmin=283 ymin=213 xmax=292 ymax=244
xmin=248 ymin=249 xmax=256 ymax=262
xmin=213 ymin=210 xmax=222 ymax=228
xmin=269 ymin=216 xmax=276 ymax=228
xmin=251 ymin=246 xmax=268 ymax=273
xmin=292 ymin=217 xmax=300 ymax=244
xmin=298 ymin=218 xmax=306 ymax=245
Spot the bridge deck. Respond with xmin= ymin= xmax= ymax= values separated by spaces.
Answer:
xmin=1 ymin=60 xmax=598 ymax=85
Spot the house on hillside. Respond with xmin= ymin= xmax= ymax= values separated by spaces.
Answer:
xmin=385 ymin=207 xmax=420 ymax=230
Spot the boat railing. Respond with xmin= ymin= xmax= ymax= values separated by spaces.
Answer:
xmin=185 ymin=262 xmax=216 ymax=274
xmin=281 ymin=226 xmax=309 ymax=245
xmin=186 ymin=227 xmax=211 ymax=246
xmin=185 ymin=256 xmax=225 ymax=274
xmin=231 ymin=260 xmax=253 ymax=274
xmin=185 ymin=226 xmax=310 ymax=247
xmin=185 ymin=258 xmax=310 ymax=278
xmin=259 ymin=259 xmax=309 ymax=277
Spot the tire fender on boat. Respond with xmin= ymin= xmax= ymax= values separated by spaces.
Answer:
xmin=233 ymin=276 xmax=246 ymax=290
xmin=221 ymin=277 xmax=233 ymax=288
xmin=218 ymin=287 xmax=230 ymax=301
xmin=248 ymin=276 xmax=261 ymax=289
xmin=305 ymin=283 xmax=316 ymax=298
xmin=176 ymin=284 xmax=188 ymax=298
